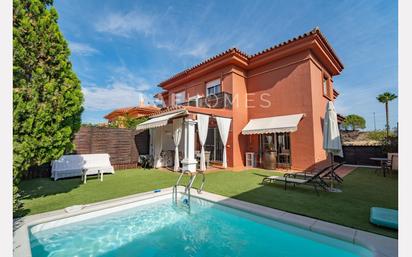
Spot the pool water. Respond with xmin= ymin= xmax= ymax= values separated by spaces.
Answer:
xmin=30 ymin=196 xmax=372 ymax=257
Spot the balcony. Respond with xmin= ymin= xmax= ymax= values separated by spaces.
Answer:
xmin=182 ymin=92 xmax=232 ymax=109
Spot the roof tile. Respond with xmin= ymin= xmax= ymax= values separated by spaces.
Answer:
xmin=158 ymin=27 xmax=343 ymax=87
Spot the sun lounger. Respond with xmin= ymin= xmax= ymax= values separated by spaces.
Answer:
xmin=262 ymin=166 xmax=332 ymax=195
xmin=370 ymin=207 xmax=398 ymax=229
xmin=294 ymin=162 xmax=345 ymax=183
xmin=51 ymin=154 xmax=115 ymax=180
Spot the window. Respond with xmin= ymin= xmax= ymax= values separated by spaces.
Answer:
xmin=174 ymin=91 xmax=185 ymax=105
xmin=322 ymin=76 xmax=329 ymax=97
xmin=188 ymin=95 xmax=199 ymax=107
xmin=263 ymin=134 xmax=276 ymax=152
xmin=206 ymin=79 xmax=221 ymax=96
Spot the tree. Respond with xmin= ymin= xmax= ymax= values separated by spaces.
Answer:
xmin=108 ymin=115 xmax=149 ymax=129
xmin=376 ymin=92 xmax=397 ymax=138
xmin=342 ymin=114 xmax=366 ymax=131
xmin=13 ymin=0 xmax=83 ymax=214
xmin=124 ymin=116 xmax=149 ymax=129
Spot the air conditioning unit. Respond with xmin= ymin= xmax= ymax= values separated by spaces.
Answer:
xmin=245 ymin=152 xmax=256 ymax=167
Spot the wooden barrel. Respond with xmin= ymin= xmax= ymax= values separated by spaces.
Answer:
xmin=263 ymin=151 xmax=277 ymax=170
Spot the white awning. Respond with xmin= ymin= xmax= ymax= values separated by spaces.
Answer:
xmin=136 ymin=111 xmax=185 ymax=131
xmin=242 ymin=114 xmax=304 ymax=135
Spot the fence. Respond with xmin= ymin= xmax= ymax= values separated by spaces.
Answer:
xmin=335 ymin=145 xmax=386 ymax=166
xmin=23 ymin=126 xmax=150 ymax=179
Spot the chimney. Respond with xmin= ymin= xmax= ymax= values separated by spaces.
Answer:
xmin=139 ymin=96 xmax=144 ymax=107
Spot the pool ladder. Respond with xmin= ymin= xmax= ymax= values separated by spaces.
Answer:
xmin=172 ymin=170 xmax=205 ymax=206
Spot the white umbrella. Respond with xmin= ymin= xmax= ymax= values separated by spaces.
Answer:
xmin=323 ymin=101 xmax=344 ymax=192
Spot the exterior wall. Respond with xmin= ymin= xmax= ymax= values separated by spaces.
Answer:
xmin=308 ymin=53 xmax=335 ymax=169
xmin=245 ymin=51 xmax=318 ymax=171
xmin=228 ymin=67 xmax=248 ymax=169
xmin=166 ymin=66 xmax=234 ymax=104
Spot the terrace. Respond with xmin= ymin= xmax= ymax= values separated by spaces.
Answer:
xmin=182 ymin=91 xmax=233 ymax=109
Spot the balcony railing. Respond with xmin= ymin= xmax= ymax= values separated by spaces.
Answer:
xmin=182 ymin=92 xmax=232 ymax=109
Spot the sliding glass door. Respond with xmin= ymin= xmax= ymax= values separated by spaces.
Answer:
xmin=205 ymin=127 xmax=223 ymax=162
xmin=276 ymin=133 xmax=291 ymax=168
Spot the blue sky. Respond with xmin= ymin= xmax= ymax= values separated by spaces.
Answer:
xmin=55 ymin=0 xmax=398 ymax=130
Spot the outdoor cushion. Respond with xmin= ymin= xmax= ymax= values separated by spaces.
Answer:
xmin=370 ymin=207 xmax=398 ymax=229
xmin=51 ymin=154 xmax=114 ymax=180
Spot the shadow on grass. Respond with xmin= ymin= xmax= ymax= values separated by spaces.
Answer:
xmin=217 ymin=168 xmax=398 ymax=238
xmin=252 ymin=172 xmax=271 ymax=178
xmin=15 ymin=177 xmax=85 ymax=218
xmin=19 ymin=177 xmax=82 ymax=200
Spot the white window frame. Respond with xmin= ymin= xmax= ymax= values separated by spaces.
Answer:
xmin=206 ymin=79 xmax=221 ymax=96
xmin=174 ymin=91 xmax=186 ymax=105
xmin=188 ymin=95 xmax=200 ymax=107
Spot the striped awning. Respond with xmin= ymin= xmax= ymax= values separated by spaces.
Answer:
xmin=136 ymin=111 xmax=185 ymax=131
xmin=242 ymin=114 xmax=304 ymax=135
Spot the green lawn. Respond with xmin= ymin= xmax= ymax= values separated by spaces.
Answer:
xmin=18 ymin=167 xmax=398 ymax=238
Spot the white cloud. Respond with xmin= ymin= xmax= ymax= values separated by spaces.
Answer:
xmin=83 ymin=84 xmax=147 ymax=111
xmin=69 ymin=41 xmax=99 ymax=56
xmin=155 ymin=40 xmax=212 ymax=59
xmin=94 ymin=6 xmax=214 ymax=59
xmin=82 ymin=67 xmax=154 ymax=111
xmin=95 ymin=10 xmax=155 ymax=37
xmin=180 ymin=42 xmax=211 ymax=59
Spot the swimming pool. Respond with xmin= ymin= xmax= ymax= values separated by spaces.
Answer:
xmin=29 ymin=193 xmax=373 ymax=257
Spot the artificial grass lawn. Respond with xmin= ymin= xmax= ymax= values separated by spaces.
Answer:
xmin=19 ymin=167 xmax=398 ymax=238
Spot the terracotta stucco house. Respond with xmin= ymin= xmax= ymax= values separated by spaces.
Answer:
xmin=139 ymin=27 xmax=344 ymax=171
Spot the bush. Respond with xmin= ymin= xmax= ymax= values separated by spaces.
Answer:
xmin=108 ymin=116 xmax=149 ymax=129
xmin=366 ymin=131 xmax=398 ymax=154
xmin=367 ymin=130 xmax=391 ymax=141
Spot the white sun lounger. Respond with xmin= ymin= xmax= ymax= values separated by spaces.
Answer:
xmin=51 ymin=154 xmax=115 ymax=181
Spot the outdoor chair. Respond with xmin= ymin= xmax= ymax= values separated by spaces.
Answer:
xmin=140 ymin=155 xmax=154 ymax=169
xmin=262 ymin=165 xmax=333 ymax=195
xmin=205 ymin=151 xmax=211 ymax=168
xmin=383 ymin=153 xmax=398 ymax=176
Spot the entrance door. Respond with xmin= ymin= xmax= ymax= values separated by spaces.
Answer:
xmin=205 ymin=127 xmax=223 ymax=162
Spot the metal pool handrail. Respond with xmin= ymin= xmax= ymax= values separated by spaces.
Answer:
xmin=173 ymin=170 xmax=206 ymax=206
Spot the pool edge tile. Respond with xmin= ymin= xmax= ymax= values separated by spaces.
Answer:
xmin=276 ymin=212 xmax=317 ymax=230
xmin=310 ymin=220 xmax=357 ymax=243
xmin=354 ymin=230 xmax=398 ymax=257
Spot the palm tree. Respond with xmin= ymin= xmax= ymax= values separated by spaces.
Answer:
xmin=376 ymin=92 xmax=397 ymax=138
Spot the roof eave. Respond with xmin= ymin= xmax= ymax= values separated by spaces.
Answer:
xmin=158 ymin=51 xmax=248 ymax=89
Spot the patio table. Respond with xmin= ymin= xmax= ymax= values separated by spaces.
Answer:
xmin=370 ymin=157 xmax=389 ymax=177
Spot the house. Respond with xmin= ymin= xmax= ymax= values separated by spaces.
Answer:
xmin=104 ymin=99 xmax=160 ymax=128
xmin=137 ymin=27 xmax=344 ymax=172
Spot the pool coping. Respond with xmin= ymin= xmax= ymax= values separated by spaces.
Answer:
xmin=13 ymin=187 xmax=397 ymax=257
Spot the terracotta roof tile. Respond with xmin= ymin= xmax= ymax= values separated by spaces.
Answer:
xmin=104 ymin=105 xmax=159 ymax=120
xmin=158 ymin=27 xmax=343 ymax=88
xmin=249 ymin=27 xmax=319 ymax=58
xmin=158 ymin=48 xmax=249 ymax=87
xmin=149 ymin=105 xmax=187 ymax=117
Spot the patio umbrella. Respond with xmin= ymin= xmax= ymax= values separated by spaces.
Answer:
xmin=323 ymin=101 xmax=344 ymax=192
